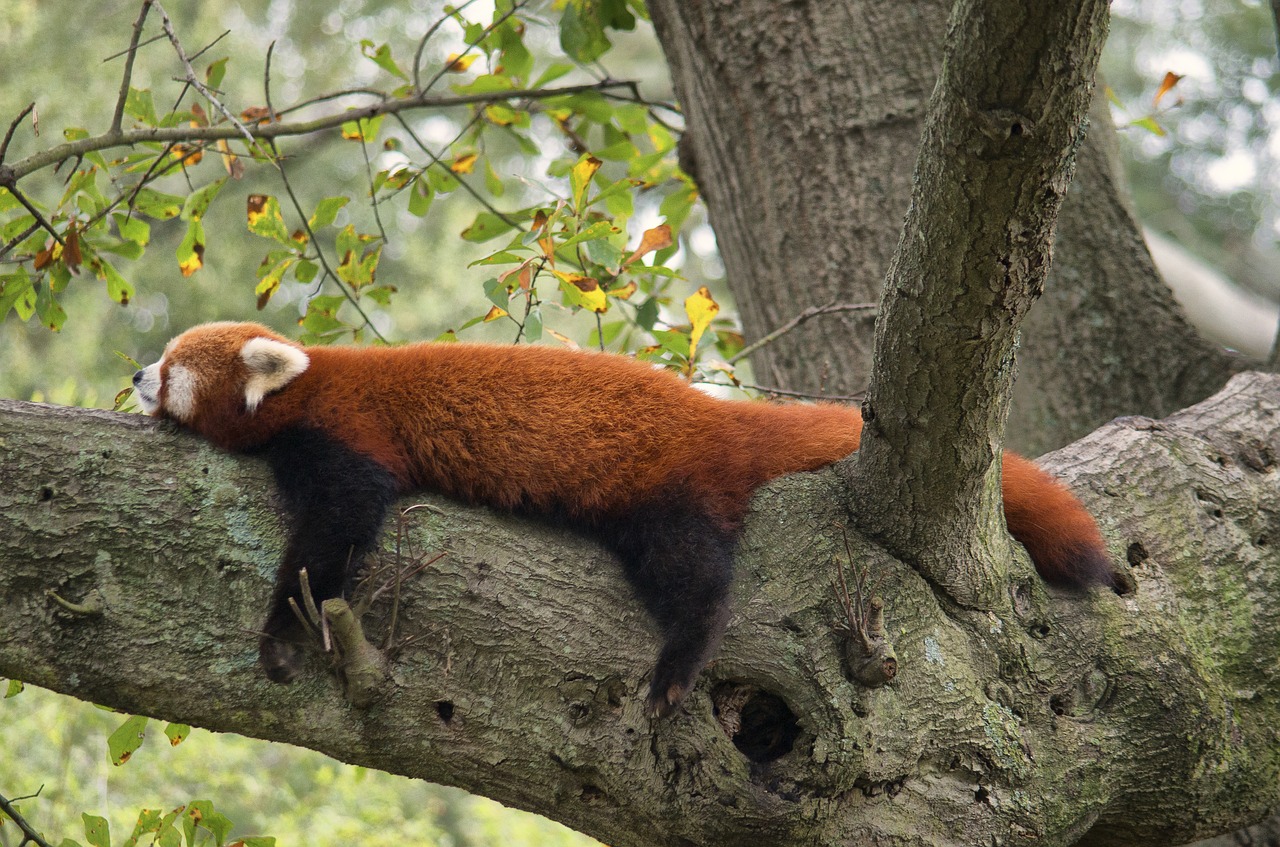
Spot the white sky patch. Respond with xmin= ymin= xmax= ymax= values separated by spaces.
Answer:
xmin=1206 ymin=149 xmax=1257 ymax=193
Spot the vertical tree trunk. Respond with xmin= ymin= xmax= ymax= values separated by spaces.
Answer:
xmin=649 ymin=0 xmax=1242 ymax=452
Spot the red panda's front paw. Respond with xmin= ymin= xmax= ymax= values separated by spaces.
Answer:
xmin=259 ymin=635 xmax=304 ymax=683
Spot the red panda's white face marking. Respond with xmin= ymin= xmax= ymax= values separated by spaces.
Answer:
xmin=132 ymin=322 xmax=309 ymax=424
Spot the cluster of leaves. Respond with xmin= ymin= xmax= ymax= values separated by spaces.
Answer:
xmin=60 ymin=800 xmax=274 ymax=847
xmin=1 ymin=683 xmax=273 ymax=847
xmin=0 ymin=0 xmax=746 ymax=386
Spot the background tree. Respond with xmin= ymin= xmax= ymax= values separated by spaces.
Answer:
xmin=1 ymin=1 xmax=1278 ymax=846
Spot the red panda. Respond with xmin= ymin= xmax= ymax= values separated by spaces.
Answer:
xmin=134 ymin=321 xmax=1115 ymax=716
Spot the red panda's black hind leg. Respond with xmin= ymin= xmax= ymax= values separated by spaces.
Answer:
xmin=254 ymin=427 xmax=400 ymax=683
xmin=597 ymin=501 xmax=738 ymax=717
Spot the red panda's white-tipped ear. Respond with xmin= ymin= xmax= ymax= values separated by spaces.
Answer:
xmin=241 ymin=337 xmax=309 ymax=411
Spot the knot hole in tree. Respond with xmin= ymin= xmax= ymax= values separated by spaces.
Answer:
xmin=712 ymin=683 xmax=801 ymax=763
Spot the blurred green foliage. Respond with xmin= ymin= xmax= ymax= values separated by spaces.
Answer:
xmin=0 ymin=685 xmax=601 ymax=847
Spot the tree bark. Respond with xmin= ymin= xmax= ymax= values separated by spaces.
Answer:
xmin=648 ymin=0 xmax=1244 ymax=453
xmin=3 ymin=373 xmax=1279 ymax=847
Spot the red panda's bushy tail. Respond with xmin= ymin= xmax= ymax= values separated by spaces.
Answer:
xmin=1001 ymin=452 xmax=1117 ymax=590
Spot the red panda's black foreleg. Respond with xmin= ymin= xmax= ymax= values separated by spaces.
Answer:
xmin=589 ymin=498 xmax=738 ymax=717
xmin=253 ymin=427 xmax=400 ymax=683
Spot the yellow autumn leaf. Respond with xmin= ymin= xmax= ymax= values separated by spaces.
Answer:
xmin=624 ymin=224 xmax=673 ymax=266
xmin=483 ymin=305 xmax=508 ymax=322
xmin=179 ymin=244 xmax=204 ymax=277
xmin=445 ymin=53 xmax=478 ymax=73
xmin=553 ymin=270 xmax=608 ymax=313
xmin=1153 ymin=71 xmax=1184 ymax=107
xmin=570 ymin=156 xmax=602 ymax=213
xmin=685 ymin=286 xmax=719 ymax=358
xmin=450 ymin=153 xmax=479 ymax=174
xmin=608 ymin=280 xmax=637 ymax=300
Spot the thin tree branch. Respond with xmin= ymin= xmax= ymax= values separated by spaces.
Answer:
xmin=2 ymin=184 xmax=63 ymax=247
xmin=5 ymin=80 xmax=634 ymax=183
xmin=412 ymin=0 xmax=483 ymax=91
xmin=263 ymin=42 xmax=387 ymax=344
xmin=152 ymin=1 xmax=256 ymax=146
xmin=0 ymin=103 xmax=35 ymax=165
xmin=727 ymin=302 xmax=877 ymax=365
xmin=0 ymin=788 xmax=55 ymax=847
xmin=110 ymin=0 xmax=154 ymax=135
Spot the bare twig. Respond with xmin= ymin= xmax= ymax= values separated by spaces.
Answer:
xmin=4 ymin=184 xmax=64 ymax=247
xmin=153 ymin=1 xmax=256 ymax=145
xmin=0 ymin=102 xmax=35 ymax=165
xmin=0 ymin=787 xmax=56 ymax=847
xmin=110 ymin=0 xmax=154 ymax=135
xmin=262 ymin=42 xmax=388 ymax=343
xmin=417 ymin=0 xmax=528 ymax=98
xmin=728 ymin=382 xmax=865 ymax=403
xmin=412 ymin=0 xmax=483 ymax=91
xmin=727 ymin=301 xmax=877 ymax=365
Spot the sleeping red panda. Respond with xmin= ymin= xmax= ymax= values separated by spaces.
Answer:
xmin=133 ymin=321 xmax=1115 ymax=716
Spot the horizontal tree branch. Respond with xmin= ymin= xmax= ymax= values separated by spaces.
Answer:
xmin=1 ymin=80 xmax=637 ymax=184
xmin=1 ymin=373 xmax=1278 ymax=846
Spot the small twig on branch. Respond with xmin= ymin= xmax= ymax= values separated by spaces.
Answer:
xmin=412 ymin=0 xmax=483 ymax=91
xmin=734 ymin=382 xmax=865 ymax=403
xmin=728 ymin=301 xmax=877 ymax=366
xmin=0 ymin=102 xmax=35 ymax=165
xmin=110 ymin=0 xmax=154 ymax=135
xmin=153 ymin=1 xmax=256 ymax=146
xmin=262 ymin=43 xmax=388 ymax=344
xmin=4 ymin=184 xmax=64 ymax=248
xmin=418 ymin=0 xmax=528 ymax=98
xmin=0 ymin=787 xmax=56 ymax=847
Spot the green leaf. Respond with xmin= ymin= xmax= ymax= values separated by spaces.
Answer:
xmin=114 ymin=213 xmax=151 ymax=246
xmin=341 ymin=114 xmax=385 ymax=142
xmin=523 ymin=307 xmax=543 ymax=342
xmin=132 ymin=188 xmax=184 ymax=220
xmin=164 ymin=723 xmax=191 ymax=746
xmin=181 ymin=178 xmax=227 ymax=222
xmin=4 ymin=678 xmax=23 ymax=697
xmin=360 ymin=40 xmax=408 ymax=80
xmin=636 ymin=296 xmax=659 ymax=331
xmin=451 ymin=74 xmax=515 ymax=95
xmin=108 ymin=714 xmax=149 ymax=765
xmin=0 ymin=267 xmax=36 ymax=321
xmin=407 ymin=177 xmax=434 ymax=217
xmin=461 ymin=211 xmax=517 ymax=242
xmin=205 ymin=56 xmax=229 ymax=90
xmin=558 ymin=220 xmax=620 ymax=251
xmin=83 ymin=813 xmax=111 ymax=847
xmin=124 ymin=87 xmax=157 ymax=125
xmin=532 ymin=62 xmax=574 ymax=89
xmin=309 ymin=196 xmax=350 ymax=230
xmin=560 ymin=0 xmax=612 ymax=64
xmin=34 ymin=278 xmax=67 ymax=331
xmin=582 ymin=237 xmax=623 ymax=268
xmin=99 ymin=259 xmax=135 ymax=306
xmin=294 ymin=259 xmax=319 ymax=284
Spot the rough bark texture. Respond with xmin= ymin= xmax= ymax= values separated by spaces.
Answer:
xmin=2 ymin=373 xmax=1280 ymax=847
xmin=648 ymin=0 xmax=1243 ymax=453
xmin=846 ymin=0 xmax=1110 ymax=603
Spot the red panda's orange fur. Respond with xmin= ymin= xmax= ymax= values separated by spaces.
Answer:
xmin=145 ymin=322 xmax=1115 ymax=711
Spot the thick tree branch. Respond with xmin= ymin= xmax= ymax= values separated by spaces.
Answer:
xmin=1 ymin=374 xmax=1279 ymax=846
xmin=850 ymin=0 xmax=1110 ymax=604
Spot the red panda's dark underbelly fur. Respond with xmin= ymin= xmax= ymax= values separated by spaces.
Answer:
xmin=139 ymin=321 xmax=1117 ymax=717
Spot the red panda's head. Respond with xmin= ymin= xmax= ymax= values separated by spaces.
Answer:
xmin=133 ymin=322 xmax=310 ymax=437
